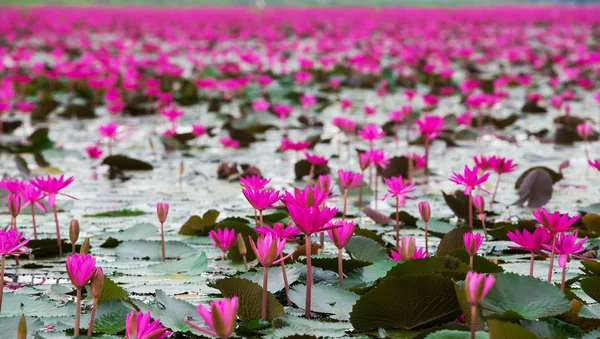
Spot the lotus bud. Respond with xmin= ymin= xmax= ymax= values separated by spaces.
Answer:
xmin=91 ymin=267 xmax=104 ymax=299
xmin=69 ymin=219 xmax=80 ymax=244
xmin=400 ymin=237 xmax=416 ymax=260
xmin=80 ymin=237 xmax=90 ymax=254
xmin=418 ymin=201 xmax=431 ymax=222
xmin=237 ymin=233 xmax=247 ymax=256
xmin=17 ymin=314 xmax=26 ymax=339
xmin=7 ymin=194 xmax=21 ymax=218
xmin=156 ymin=202 xmax=169 ymax=223
xmin=473 ymin=195 xmax=485 ymax=214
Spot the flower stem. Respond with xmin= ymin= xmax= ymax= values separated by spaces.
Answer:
xmin=480 ymin=216 xmax=488 ymax=241
xmin=343 ymin=189 xmax=348 ymax=218
xmin=308 ymin=164 xmax=315 ymax=183
xmin=395 ymin=196 xmax=400 ymax=249
xmin=561 ymin=265 xmax=567 ymax=292
xmin=160 ymin=222 xmax=166 ymax=262
xmin=259 ymin=210 xmax=264 ymax=227
xmin=221 ymin=252 xmax=225 ymax=261
xmin=529 ymin=251 xmax=535 ymax=276
xmin=470 ymin=304 xmax=477 ymax=339
xmin=262 ymin=265 xmax=268 ymax=320
xmin=88 ymin=297 xmax=99 ymax=337
xmin=469 ymin=255 xmax=474 ymax=269
xmin=31 ymin=207 xmax=37 ymax=240
xmin=338 ymin=248 xmax=344 ymax=286
xmin=0 ymin=256 xmax=4 ymax=313
xmin=425 ymin=220 xmax=429 ymax=254
xmin=254 ymin=208 xmax=258 ymax=226
xmin=424 ymin=137 xmax=430 ymax=183
xmin=280 ymin=254 xmax=290 ymax=306
xmin=374 ymin=172 xmax=379 ymax=209
xmin=53 ymin=206 xmax=62 ymax=256
xmin=305 ymin=236 xmax=313 ymax=319
xmin=468 ymin=192 xmax=473 ymax=230
xmin=490 ymin=174 xmax=501 ymax=210
xmin=74 ymin=288 xmax=81 ymax=336
xmin=242 ymin=255 xmax=248 ymax=271
xmin=548 ymin=235 xmax=557 ymax=283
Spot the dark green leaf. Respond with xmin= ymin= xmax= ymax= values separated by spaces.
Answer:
xmin=212 ymin=277 xmax=284 ymax=321
xmin=448 ymin=248 xmax=504 ymax=273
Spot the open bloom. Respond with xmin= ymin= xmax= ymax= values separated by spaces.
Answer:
xmin=97 ymin=122 xmax=120 ymax=139
xmin=305 ymin=152 xmax=328 ymax=165
xmin=489 ymin=156 xmax=517 ymax=174
xmin=85 ymin=145 xmax=103 ymax=159
xmin=327 ymin=220 xmax=355 ymax=248
xmin=281 ymin=185 xmax=328 ymax=208
xmin=589 ymin=159 xmax=600 ymax=171
xmin=273 ymin=104 xmax=293 ymax=120
xmin=389 ymin=237 xmax=427 ymax=260
xmin=473 ymin=155 xmax=493 ymax=171
xmin=0 ymin=178 xmax=24 ymax=194
xmin=407 ymin=153 xmax=426 ymax=171
xmin=532 ymin=208 xmax=579 ymax=234
xmin=30 ymin=175 xmax=75 ymax=207
xmin=255 ymin=223 xmax=300 ymax=241
xmin=126 ymin=310 xmax=170 ymax=339
xmin=220 ymin=137 xmax=240 ymax=149
xmin=19 ymin=183 xmax=47 ymax=212
xmin=160 ymin=107 xmax=185 ymax=122
xmin=317 ymin=175 xmax=333 ymax=195
xmin=279 ymin=139 xmax=310 ymax=152
xmin=449 ymin=165 xmax=491 ymax=195
xmin=415 ymin=115 xmax=444 ymax=140
xmin=543 ymin=231 xmax=588 ymax=267
xmin=366 ymin=149 xmax=391 ymax=169
xmin=192 ymin=124 xmax=207 ymax=137
xmin=358 ymin=124 xmax=385 ymax=142
xmin=156 ymin=203 xmax=169 ymax=223
xmin=364 ymin=105 xmax=376 ymax=115
xmin=252 ymin=98 xmax=270 ymax=112
xmin=382 ymin=176 xmax=416 ymax=204
xmin=463 ymin=232 xmax=483 ymax=256
xmin=186 ymin=297 xmax=238 ymax=339
xmin=65 ymin=253 xmax=97 ymax=288
xmin=507 ymin=226 xmax=552 ymax=252
xmin=456 ymin=112 xmax=473 ymax=127
xmin=465 ymin=271 xmax=495 ymax=306
xmin=338 ymin=169 xmax=362 ymax=189
xmin=242 ymin=188 xmax=280 ymax=211
xmin=287 ymin=205 xmax=338 ymax=235
xmin=577 ymin=123 xmax=593 ymax=140
xmin=248 ymin=233 xmax=288 ymax=267
xmin=209 ymin=228 xmax=238 ymax=254
xmin=240 ymin=175 xmax=270 ymax=190
xmin=0 ymin=228 xmax=30 ymax=256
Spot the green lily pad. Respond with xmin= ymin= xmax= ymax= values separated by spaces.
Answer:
xmin=579 ymin=304 xmax=600 ymax=319
xmin=0 ymin=293 xmax=75 ymax=318
xmin=134 ymin=289 xmax=200 ymax=334
xmin=98 ymin=277 xmax=128 ymax=304
xmin=259 ymin=315 xmax=348 ymax=338
xmin=178 ymin=210 xmax=220 ymax=236
xmin=437 ymin=227 xmax=470 ymax=256
xmin=417 ymin=219 xmax=456 ymax=238
xmin=0 ymin=316 xmax=45 ymax=336
xmin=84 ymin=209 xmax=146 ymax=217
xmin=300 ymin=256 xmax=371 ymax=273
xmin=448 ymin=248 xmax=504 ymax=274
xmin=425 ymin=330 xmax=488 ymax=338
xmin=487 ymin=221 xmax=537 ymax=241
xmin=288 ymin=284 xmax=359 ymax=320
xmin=581 ymin=276 xmax=600 ymax=303
xmin=480 ymin=273 xmax=571 ymax=320
xmin=386 ymin=257 xmax=470 ymax=280
xmin=93 ymin=300 xmax=131 ymax=334
xmin=103 ymin=223 xmax=158 ymax=241
xmin=580 ymin=260 xmax=600 ymax=275
xmin=488 ymin=319 xmax=537 ymax=339
xmin=211 ymin=277 xmax=284 ymax=321
xmin=115 ymin=240 xmax=194 ymax=260
xmin=147 ymin=253 xmax=208 ymax=275
xmin=520 ymin=318 xmax=584 ymax=339
xmin=361 ymin=260 xmax=400 ymax=284
xmin=239 ymin=264 xmax=303 ymax=293
xmin=345 ymin=236 xmax=388 ymax=262
xmin=350 ymin=274 xmax=462 ymax=330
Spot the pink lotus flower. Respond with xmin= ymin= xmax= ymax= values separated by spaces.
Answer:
xmin=273 ymin=105 xmax=293 ymax=120
xmin=329 ymin=78 xmax=342 ymax=88
xmin=407 ymin=153 xmax=426 ymax=171
xmin=209 ymin=228 xmax=238 ymax=259
xmin=255 ymin=75 xmax=273 ymax=87
xmin=577 ymin=123 xmax=593 ymax=140
xmin=0 ymin=178 xmax=24 ymax=194
xmin=507 ymin=226 xmax=552 ymax=253
xmin=255 ymin=223 xmax=300 ymax=241
xmin=192 ymin=124 xmax=207 ymax=137
xmin=97 ymin=122 xmax=120 ymax=139
xmin=456 ymin=112 xmax=473 ymax=127
xmin=281 ymin=185 xmax=329 ymax=208
xmin=305 ymin=152 xmax=328 ymax=165
xmin=16 ymin=101 xmax=35 ymax=113
xmin=549 ymin=96 xmax=563 ymax=109
xmin=279 ymin=139 xmax=310 ymax=152
xmin=287 ymin=205 xmax=338 ymax=235
xmin=107 ymin=102 xmax=126 ymax=115
xmin=532 ymin=208 xmax=579 ymax=234
xmin=317 ymin=174 xmax=333 ymax=194
xmin=418 ymin=201 xmax=431 ymax=222
xmin=240 ymin=175 xmax=270 ymax=190
xmin=381 ymin=176 xmax=416 ymax=204
xmin=358 ymin=124 xmax=385 ymax=142
xmin=489 ymin=156 xmax=517 ymax=174
xmin=365 ymin=149 xmax=391 ymax=169
xmin=0 ymin=228 xmax=29 ymax=256
xmin=422 ymin=94 xmax=439 ymax=106
xmin=465 ymin=271 xmax=495 ymax=306
xmin=590 ymin=159 xmax=600 ymax=171
xmin=186 ymin=297 xmax=238 ymax=339
xmin=363 ymin=105 xmax=376 ymax=116
xmin=161 ymin=107 xmax=184 ymax=122
xmin=85 ymin=145 xmax=103 ymax=159
xmin=415 ymin=115 xmax=444 ymax=140
xmin=463 ymin=232 xmax=483 ymax=257
xmin=338 ymin=169 xmax=362 ymax=189
xmin=300 ymin=95 xmax=317 ymax=109
xmin=30 ymin=175 xmax=75 ymax=207
xmin=449 ymin=165 xmax=491 ymax=195
xmin=242 ymin=188 xmax=280 ymax=211
xmin=543 ymin=231 xmax=587 ymax=268
xmin=295 ymin=71 xmax=312 ymax=85
xmin=65 ymin=253 xmax=97 ymax=288
xmin=156 ymin=202 xmax=169 ymax=223
xmin=389 ymin=237 xmax=427 ymax=260
xmin=19 ymin=183 xmax=47 ymax=213
xmin=327 ymin=220 xmax=354 ymax=248
xmin=473 ymin=155 xmax=493 ymax=171
xmin=340 ymin=98 xmax=353 ymax=110
xmin=404 ymin=89 xmax=418 ymax=101
xmin=248 ymin=233 xmax=288 ymax=267
xmin=220 ymin=137 xmax=240 ymax=149
xmin=126 ymin=310 xmax=170 ymax=339
xmin=252 ymin=98 xmax=270 ymax=112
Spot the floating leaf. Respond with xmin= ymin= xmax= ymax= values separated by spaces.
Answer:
xmin=115 ymin=241 xmax=194 ymax=260
xmin=362 ymin=207 xmax=390 ymax=225
xmin=103 ymin=223 xmax=158 ymax=241
xmin=84 ymin=209 xmax=145 ymax=217
xmin=353 ymin=227 xmax=386 ymax=246
xmin=302 ymin=256 xmax=371 ymax=273
xmin=27 ymin=238 xmax=81 ymax=258
xmin=102 ymin=155 xmax=153 ymax=170
xmin=178 ymin=210 xmax=220 ymax=236
xmin=386 ymin=257 xmax=470 ymax=280
xmin=418 ymin=219 xmax=455 ymax=238
xmin=579 ymin=304 xmax=600 ymax=319
xmin=581 ymin=276 xmax=600 ymax=303
xmin=480 ymin=273 xmax=570 ymax=320
xmin=98 ymin=277 xmax=128 ymax=304
xmin=239 ymin=264 xmax=303 ymax=293
xmin=448 ymin=249 xmax=504 ymax=274
xmin=437 ymin=227 xmax=470 ymax=256
xmin=583 ymin=214 xmax=600 ymax=234
xmin=390 ymin=211 xmax=419 ymax=226
xmin=259 ymin=315 xmax=348 ymax=338
xmin=487 ymin=220 xmax=537 ymax=241
xmin=520 ymin=318 xmax=584 ymax=339
xmin=361 ymin=260 xmax=400 ymax=284
xmin=350 ymin=274 xmax=462 ymax=330
xmin=512 ymin=168 xmax=554 ymax=208
xmin=147 ymin=253 xmax=208 ymax=275
xmin=93 ymin=300 xmax=131 ymax=334
xmin=424 ymin=330 xmax=488 ymax=338
xmin=0 ymin=293 xmax=74 ymax=318
xmin=487 ymin=319 xmax=537 ymax=339
xmin=134 ymin=289 xmax=200 ymax=334
xmin=289 ymin=284 xmax=359 ymax=320
xmin=212 ymin=277 xmax=284 ymax=321
xmin=442 ymin=190 xmax=474 ymax=220
xmin=581 ymin=261 xmax=600 ymax=275
xmin=345 ymin=236 xmax=388 ymax=262
xmin=294 ymin=159 xmax=329 ymax=180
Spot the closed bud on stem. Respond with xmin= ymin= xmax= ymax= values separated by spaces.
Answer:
xmin=91 ymin=267 xmax=104 ymax=299
xmin=418 ymin=201 xmax=431 ymax=222
xmin=69 ymin=219 xmax=80 ymax=244
xmin=400 ymin=237 xmax=416 ymax=260
xmin=473 ymin=195 xmax=484 ymax=214
xmin=7 ymin=194 xmax=21 ymax=218
xmin=17 ymin=314 xmax=27 ymax=339
xmin=80 ymin=237 xmax=90 ymax=254
xmin=156 ymin=202 xmax=169 ymax=223
xmin=237 ymin=234 xmax=247 ymax=255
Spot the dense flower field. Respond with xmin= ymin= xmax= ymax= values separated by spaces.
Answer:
xmin=1 ymin=5 xmax=600 ymax=339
